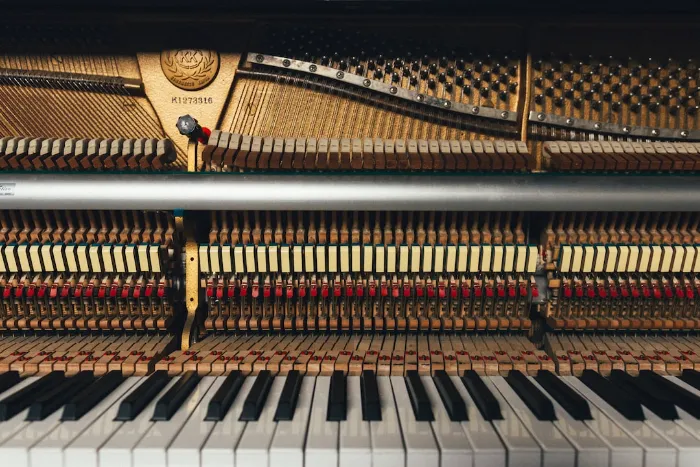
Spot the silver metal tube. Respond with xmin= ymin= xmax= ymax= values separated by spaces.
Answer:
xmin=0 ymin=174 xmax=697 ymax=211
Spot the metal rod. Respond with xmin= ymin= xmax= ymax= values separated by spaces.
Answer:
xmin=0 ymin=174 xmax=697 ymax=211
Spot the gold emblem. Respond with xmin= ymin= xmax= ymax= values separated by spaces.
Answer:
xmin=160 ymin=50 xmax=219 ymax=91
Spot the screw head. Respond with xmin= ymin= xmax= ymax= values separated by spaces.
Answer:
xmin=472 ymin=106 xmax=480 ymax=114
xmin=566 ymin=118 xmax=574 ymax=125
xmin=501 ymin=111 xmax=509 ymax=119
xmin=622 ymin=126 xmax=630 ymax=134
xmin=416 ymin=94 xmax=425 ymax=102
xmin=176 ymin=114 xmax=198 ymax=136
xmin=652 ymin=129 xmax=659 ymax=136
xmin=309 ymin=64 xmax=317 ymax=72
xmin=336 ymin=71 xmax=345 ymax=79
xmin=442 ymin=100 xmax=451 ymax=108
xmin=594 ymin=122 xmax=602 ymax=130
xmin=255 ymin=54 xmax=264 ymax=63
xmin=363 ymin=79 xmax=371 ymax=87
xmin=389 ymin=86 xmax=397 ymax=94
xmin=681 ymin=130 xmax=689 ymax=138
xmin=282 ymin=59 xmax=291 ymax=67
xmin=537 ymin=113 xmax=545 ymax=121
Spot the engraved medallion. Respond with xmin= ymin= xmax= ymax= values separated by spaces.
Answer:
xmin=160 ymin=50 xmax=219 ymax=91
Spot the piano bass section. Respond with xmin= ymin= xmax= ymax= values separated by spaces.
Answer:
xmin=0 ymin=210 xmax=185 ymax=376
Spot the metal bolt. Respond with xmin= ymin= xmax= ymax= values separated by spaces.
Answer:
xmin=501 ymin=111 xmax=509 ymax=119
xmin=390 ymin=86 xmax=397 ymax=94
xmin=622 ymin=126 xmax=630 ymax=134
xmin=443 ymin=101 xmax=451 ymax=108
xmin=594 ymin=122 xmax=602 ymax=130
xmin=537 ymin=113 xmax=545 ymax=121
xmin=255 ymin=54 xmax=264 ymax=63
xmin=472 ymin=106 xmax=480 ymax=115
xmin=363 ymin=79 xmax=371 ymax=87
xmin=336 ymin=71 xmax=344 ymax=79
xmin=309 ymin=64 xmax=317 ymax=72
xmin=416 ymin=94 xmax=425 ymax=102
xmin=566 ymin=118 xmax=574 ymax=126
xmin=681 ymin=130 xmax=689 ymax=138
xmin=282 ymin=59 xmax=291 ymax=67
xmin=651 ymin=129 xmax=659 ymax=137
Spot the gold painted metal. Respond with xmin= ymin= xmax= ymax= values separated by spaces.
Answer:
xmin=160 ymin=50 xmax=220 ymax=91
xmin=181 ymin=220 xmax=200 ymax=351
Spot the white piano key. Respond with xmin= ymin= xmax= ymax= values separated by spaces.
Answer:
xmin=30 ymin=377 xmax=141 ymax=467
xmin=370 ymin=376 xmax=405 ymax=467
xmin=0 ymin=377 xmax=39 ymax=444
xmin=0 ymin=396 xmax=66 ymax=467
xmin=479 ymin=377 xmax=541 ymax=467
xmin=202 ymin=377 xmax=255 ymax=467
xmin=563 ymin=376 xmax=676 ymax=467
xmin=64 ymin=377 xmax=152 ymax=467
xmin=132 ymin=377 xmax=215 ymax=467
xmin=422 ymin=375 xmax=473 ymax=467
xmin=340 ymin=376 xmax=372 ymax=467
xmin=390 ymin=375 xmax=439 ymax=467
xmin=528 ymin=376 xmax=610 ymax=467
xmin=449 ymin=375 xmax=506 ymax=467
xmin=490 ymin=376 xmax=575 ymax=467
xmin=236 ymin=376 xmax=285 ymax=467
xmin=305 ymin=376 xmax=339 ymax=467
xmin=167 ymin=377 xmax=226 ymax=467
xmin=660 ymin=377 xmax=700 ymax=440
xmin=270 ymin=376 xmax=315 ymax=467
xmin=545 ymin=377 xmax=643 ymax=467
xmin=99 ymin=376 xmax=181 ymax=467
xmin=642 ymin=408 xmax=700 ymax=467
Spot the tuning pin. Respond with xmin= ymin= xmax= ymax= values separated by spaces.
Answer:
xmin=648 ymin=101 xmax=660 ymax=112
xmin=563 ymin=71 xmax=574 ymax=81
xmin=564 ymin=89 xmax=574 ymax=99
xmin=410 ymin=75 xmax=418 ymax=86
xmin=367 ymin=60 xmax=376 ymax=71
xmin=456 ymin=59 xmax=466 ymax=71
xmin=374 ymin=69 xmax=383 ymax=79
xmin=480 ymin=87 xmax=490 ymax=98
xmin=611 ymin=101 xmax=621 ymax=111
xmin=508 ymin=82 xmax=518 ymax=93
xmin=438 ymin=72 xmax=446 ymax=83
xmin=463 ymin=84 xmax=472 ymax=95
xmin=534 ymin=94 xmax=544 ymax=104
xmin=419 ymin=68 xmax=428 ymax=79
xmin=573 ymin=97 xmax=583 ymax=108
xmin=592 ymin=100 xmax=602 ymax=110
xmin=391 ymin=72 xmax=400 ymax=82
xmin=428 ymin=78 xmax=436 ymax=89
xmin=573 ymin=79 xmax=584 ymax=91
xmin=445 ymin=82 xmax=453 ymax=93
xmin=553 ymin=78 xmax=564 ymax=89
xmin=446 ymin=66 xmax=455 ymax=77
xmin=554 ymin=96 xmax=564 ymax=107
xmin=376 ymin=54 xmax=385 ymax=66
xmin=455 ymin=75 xmax=464 ymax=86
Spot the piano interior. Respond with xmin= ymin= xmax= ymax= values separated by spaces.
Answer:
xmin=1 ymin=2 xmax=700 ymax=465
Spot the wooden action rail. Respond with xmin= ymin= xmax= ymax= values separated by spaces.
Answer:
xmin=201 ymin=131 xmax=535 ymax=172
xmin=544 ymin=333 xmax=700 ymax=377
xmin=0 ymin=136 xmax=177 ymax=171
xmin=156 ymin=333 xmax=554 ymax=376
xmin=0 ymin=333 xmax=177 ymax=376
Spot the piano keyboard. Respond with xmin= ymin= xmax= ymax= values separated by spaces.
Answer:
xmin=2 ymin=368 xmax=700 ymax=467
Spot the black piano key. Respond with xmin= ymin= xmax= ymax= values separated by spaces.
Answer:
xmin=206 ymin=371 xmax=245 ymax=421
xmin=405 ymin=370 xmax=434 ymax=422
xmin=115 ymin=370 xmax=170 ymax=421
xmin=62 ymin=371 xmax=125 ymax=421
xmin=433 ymin=370 xmax=468 ymax=421
xmin=534 ymin=369 xmax=592 ymax=421
xmin=639 ymin=370 xmax=700 ymax=419
xmin=608 ymin=370 xmax=678 ymax=420
xmin=579 ymin=370 xmax=645 ymax=421
xmin=239 ymin=370 xmax=274 ymax=421
xmin=27 ymin=371 xmax=95 ymax=421
xmin=680 ymin=369 xmax=700 ymax=391
xmin=152 ymin=371 xmax=201 ymax=421
xmin=609 ymin=370 xmax=677 ymax=420
xmin=0 ymin=371 xmax=65 ymax=421
xmin=360 ymin=370 xmax=381 ymax=422
xmin=0 ymin=371 xmax=20 ymax=395
xmin=327 ymin=370 xmax=347 ymax=422
xmin=461 ymin=370 xmax=502 ymax=421
xmin=274 ymin=370 xmax=303 ymax=421
xmin=505 ymin=370 xmax=556 ymax=421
